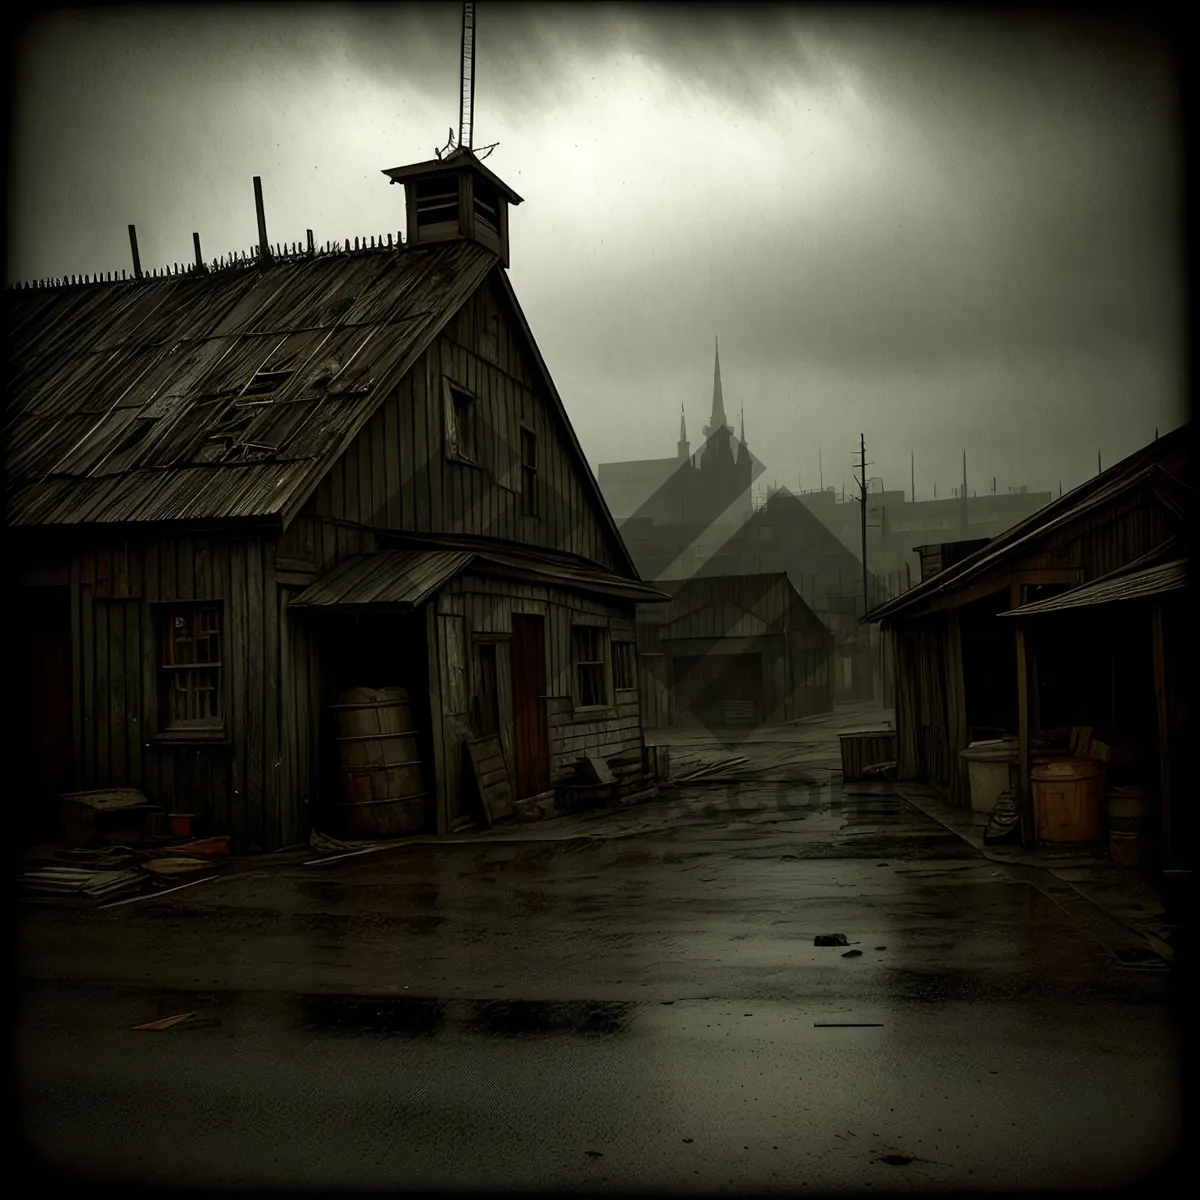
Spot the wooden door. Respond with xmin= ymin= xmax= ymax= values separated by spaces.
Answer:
xmin=511 ymin=614 xmax=550 ymax=799
xmin=19 ymin=588 xmax=73 ymax=840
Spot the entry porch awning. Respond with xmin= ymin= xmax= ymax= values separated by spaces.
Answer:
xmin=1003 ymin=557 xmax=1188 ymax=619
xmin=289 ymin=544 xmax=669 ymax=612
xmin=289 ymin=549 xmax=475 ymax=612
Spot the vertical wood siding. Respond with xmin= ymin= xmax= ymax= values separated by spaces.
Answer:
xmin=433 ymin=574 xmax=644 ymax=806
xmin=303 ymin=276 xmax=623 ymax=571
xmin=65 ymin=531 xmax=289 ymax=851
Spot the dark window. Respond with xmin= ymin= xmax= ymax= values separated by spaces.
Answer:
xmin=416 ymin=180 xmax=459 ymax=230
xmin=474 ymin=182 xmax=500 ymax=237
xmin=613 ymin=641 xmax=636 ymax=691
xmin=158 ymin=605 xmax=223 ymax=732
xmin=474 ymin=642 xmax=500 ymax=736
xmin=521 ymin=427 xmax=538 ymax=517
xmin=573 ymin=625 xmax=609 ymax=708
xmin=446 ymin=384 xmax=477 ymax=462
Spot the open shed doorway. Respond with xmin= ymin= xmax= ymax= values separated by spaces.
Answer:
xmin=316 ymin=612 xmax=435 ymax=839
xmin=17 ymin=587 xmax=72 ymax=845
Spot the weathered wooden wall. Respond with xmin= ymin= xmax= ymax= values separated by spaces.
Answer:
xmin=430 ymin=572 xmax=643 ymax=826
xmin=304 ymin=275 xmax=623 ymax=571
xmin=43 ymin=532 xmax=306 ymax=851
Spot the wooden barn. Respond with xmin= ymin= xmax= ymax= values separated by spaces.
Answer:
xmin=867 ymin=424 xmax=1192 ymax=872
xmin=636 ymin=573 xmax=834 ymax=730
xmin=8 ymin=146 xmax=666 ymax=853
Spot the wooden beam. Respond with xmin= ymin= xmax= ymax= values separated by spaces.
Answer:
xmin=1015 ymin=617 xmax=1033 ymax=846
xmin=425 ymin=603 xmax=449 ymax=836
xmin=1151 ymin=600 xmax=1173 ymax=869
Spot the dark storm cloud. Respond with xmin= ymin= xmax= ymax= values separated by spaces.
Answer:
xmin=503 ymin=5 xmax=1182 ymax=378
xmin=6 ymin=4 xmax=1183 ymax=496
xmin=330 ymin=2 xmax=840 ymax=112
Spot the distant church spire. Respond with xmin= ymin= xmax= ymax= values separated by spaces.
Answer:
xmin=705 ymin=336 xmax=728 ymax=436
xmin=677 ymin=403 xmax=690 ymax=461
xmin=740 ymin=404 xmax=745 ymax=445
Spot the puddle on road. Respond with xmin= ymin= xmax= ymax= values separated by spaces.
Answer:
xmin=300 ymin=994 xmax=448 ymax=1037
xmin=467 ymin=999 xmax=633 ymax=1038
xmin=295 ymin=995 xmax=635 ymax=1039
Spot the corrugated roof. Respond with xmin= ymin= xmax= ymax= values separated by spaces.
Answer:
xmin=1003 ymin=558 xmax=1188 ymax=617
xmin=867 ymin=424 xmax=1193 ymax=625
xmin=290 ymin=549 xmax=474 ymax=609
xmin=289 ymin=540 xmax=668 ymax=611
xmin=5 ymin=241 xmax=498 ymax=527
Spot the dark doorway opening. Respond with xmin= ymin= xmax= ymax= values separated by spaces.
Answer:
xmin=316 ymin=612 xmax=434 ymax=837
xmin=17 ymin=587 xmax=73 ymax=845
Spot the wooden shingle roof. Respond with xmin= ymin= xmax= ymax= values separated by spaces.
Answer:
xmin=5 ymin=241 xmax=498 ymax=528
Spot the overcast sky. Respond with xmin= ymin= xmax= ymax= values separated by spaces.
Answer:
xmin=8 ymin=4 xmax=1186 ymax=501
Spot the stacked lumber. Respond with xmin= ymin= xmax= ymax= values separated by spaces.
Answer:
xmin=21 ymin=867 xmax=144 ymax=903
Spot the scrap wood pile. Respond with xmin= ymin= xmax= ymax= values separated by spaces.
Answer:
xmin=670 ymin=754 xmax=753 ymax=785
xmin=20 ymin=837 xmax=230 ymax=906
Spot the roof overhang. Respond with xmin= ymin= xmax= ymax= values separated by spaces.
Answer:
xmin=290 ymin=543 xmax=669 ymax=613
xmin=1002 ymin=558 xmax=1188 ymax=619
xmin=867 ymin=429 xmax=1192 ymax=626
xmin=381 ymin=151 xmax=525 ymax=205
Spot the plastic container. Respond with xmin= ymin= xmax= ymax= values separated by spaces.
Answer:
xmin=169 ymin=813 xmax=197 ymax=839
xmin=960 ymin=740 xmax=1018 ymax=814
xmin=1031 ymin=759 xmax=1104 ymax=844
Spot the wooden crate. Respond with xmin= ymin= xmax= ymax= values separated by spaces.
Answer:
xmin=839 ymin=731 xmax=897 ymax=783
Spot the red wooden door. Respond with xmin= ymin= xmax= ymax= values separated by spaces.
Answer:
xmin=511 ymin=614 xmax=550 ymax=799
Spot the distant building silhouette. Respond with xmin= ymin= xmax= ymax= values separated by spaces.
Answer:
xmin=597 ymin=337 xmax=754 ymax=528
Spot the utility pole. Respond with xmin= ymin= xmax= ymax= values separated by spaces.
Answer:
xmin=1098 ymin=450 xmax=1102 ymax=475
xmin=819 ymin=448 xmax=823 ymax=492
xmin=910 ymin=450 xmax=915 ymax=503
xmin=856 ymin=433 xmax=871 ymax=617
xmin=961 ymin=450 xmax=969 ymax=535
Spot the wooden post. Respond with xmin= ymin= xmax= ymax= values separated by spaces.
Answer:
xmin=306 ymin=229 xmax=315 ymax=254
xmin=128 ymin=224 xmax=143 ymax=279
xmin=1152 ymin=600 xmax=1173 ymax=869
xmin=192 ymin=232 xmax=205 ymax=271
xmin=253 ymin=177 xmax=272 ymax=262
xmin=1015 ymin=618 xmax=1033 ymax=846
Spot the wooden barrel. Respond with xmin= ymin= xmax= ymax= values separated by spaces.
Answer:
xmin=1031 ymin=759 xmax=1103 ymax=844
xmin=331 ymin=687 xmax=429 ymax=839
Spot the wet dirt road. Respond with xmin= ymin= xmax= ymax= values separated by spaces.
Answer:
xmin=18 ymin=768 xmax=1181 ymax=1190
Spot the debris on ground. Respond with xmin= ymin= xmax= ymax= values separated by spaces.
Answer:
xmin=142 ymin=857 xmax=218 ymax=878
xmin=132 ymin=1012 xmax=198 ymax=1031
xmin=672 ymin=756 xmax=750 ymax=784
xmin=21 ymin=866 xmax=145 ymax=904
xmin=861 ymin=761 xmax=897 ymax=781
xmin=841 ymin=949 xmax=863 ymax=958
xmin=172 ymin=836 xmax=230 ymax=858
xmin=130 ymin=1013 xmax=218 ymax=1032
xmin=983 ymin=789 xmax=1022 ymax=845
xmin=814 ymin=933 xmax=850 ymax=947
xmin=815 ymin=1023 xmax=884 ymax=1028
